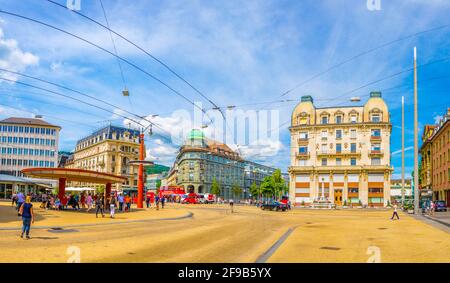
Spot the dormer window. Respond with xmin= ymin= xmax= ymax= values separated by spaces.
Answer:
xmin=371 ymin=114 xmax=381 ymax=122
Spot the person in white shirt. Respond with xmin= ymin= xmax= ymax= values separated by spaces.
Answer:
xmin=229 ymin=199 xmax=234 ymax=213
xmin=391 ymin=203 xmax=400 ymax=220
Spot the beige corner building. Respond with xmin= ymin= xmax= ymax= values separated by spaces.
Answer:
xmin=65 ymin=125 xmax=143 ymax=191
xmin=289 ymin=92 xmax=393 ymax=207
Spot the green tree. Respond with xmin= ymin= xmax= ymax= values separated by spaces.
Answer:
xmin=211 ymin=177 xmax=221 ymax=196
xmin=260 ymin=176 xmax=275 ymax=199
xmin=249 ymin=182 xmax=259 ymax=200
xmin=272 ymin=169 xmax=287 ymax=199
xmin=231 ymin=183 xmax=243 ymax=199
xmin=156 ymin=179 xmax=162 ymax=190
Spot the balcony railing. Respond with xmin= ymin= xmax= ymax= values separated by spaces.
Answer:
xmin=369 ymin=150 xmax=383 ymax=156
xmin=316 ymin=150 xmax=361 ymax=157
xmin=295 ymin=152 xmax=310 ymax=159
xmin=370 ymin=135 xmax=382 ymax=141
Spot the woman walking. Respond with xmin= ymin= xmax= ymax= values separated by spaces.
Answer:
xmin=19 ymin=196 xmax=34 ymax=239
xmin=86 ymin=194 xmax=93 ymax=212
xmin=109 ymin=196 xmax=116 ymax=218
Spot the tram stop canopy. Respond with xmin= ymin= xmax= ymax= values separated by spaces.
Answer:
xmin=21 ymin=168 xmax=127 ymax=200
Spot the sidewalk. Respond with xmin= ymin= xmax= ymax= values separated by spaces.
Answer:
xmin=0 ymin=201 xmax=192 ymax=230
xmin=423 ymin=211 xmax=450 ymax=227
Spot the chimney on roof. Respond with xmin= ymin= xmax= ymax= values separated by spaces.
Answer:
xmin=370 ymin=91 xmax=382 ymax=98
xmin=34 ymin=115 xmax=43 ymax=119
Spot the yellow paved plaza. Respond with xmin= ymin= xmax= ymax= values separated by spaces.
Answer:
xmin=0 ymin=201 xmax=449 ymax=263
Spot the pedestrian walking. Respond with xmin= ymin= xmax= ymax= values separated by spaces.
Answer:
xmin=429 ymin=201 xmax=435 ymax=217
xmin=11 ymin=193 xmax=17 ymax=207
xmin=161 ymin=196 xmax=165 ymax=209
xmin=109 ymin=196 xmax=116 ymax=218
xmin=16 ymin=191 xmax=25 ymax=212
xmin=95 ymin=196 xmax=105 ymax=218
xmin=145 ymin=195 xmax=151 ymax=208
xmin=118 ymin=194 xmax=124 ymax=212
xmin=391 ymin=203 xmax=400 ymax=220
xmin=19 ymin=196 xmax=34 ymax=239
xmin=155 ymin=195 xmax=160 ymax=211
xmin=125 ymin=195 xmax=131 ymax=212
xmin=229 ymin=198 xmax=234 ymax=213
xmin=86 ymin=194 xmax=93 ymax=212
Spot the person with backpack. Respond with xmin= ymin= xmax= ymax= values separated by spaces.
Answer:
xmin=19 ymin=196 xmax=34 ymax=239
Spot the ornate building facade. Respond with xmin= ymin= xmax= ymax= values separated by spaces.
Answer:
xmin=65 ymin=125 xmax=142 ymax=191
xmin=420 ymin=109 xmax=450 ymax=206
xmin=289 ymin=92 xmax=392 ymax=207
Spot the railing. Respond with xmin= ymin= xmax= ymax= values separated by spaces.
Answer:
xmin=370 ymin=135 xmax=382 ymax=141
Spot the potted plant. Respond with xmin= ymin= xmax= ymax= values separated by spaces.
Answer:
xmin=358 ymin=200 xmax=363 ymax=208
xmin=301 ymin=200 xmax=305 ymax=208
xmin=343 ymin=200 xmax=348 ymax=208
xmin=406 ymin=204 xmax=414 ymax=214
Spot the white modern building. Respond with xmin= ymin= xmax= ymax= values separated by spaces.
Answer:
xmin=0 ymin=117 xmax=60 ymax=177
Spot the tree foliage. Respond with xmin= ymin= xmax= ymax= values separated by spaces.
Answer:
xmin=231 ymin=183 xmax=243 ymax=199
xmin=211 ymin=177 xmax=221 ymax=196
xmin=259 ymin=169 xmax=288 ymax=199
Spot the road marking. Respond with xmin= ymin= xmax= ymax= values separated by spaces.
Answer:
xmin=255 ymin=225 xmax=298 ymax=263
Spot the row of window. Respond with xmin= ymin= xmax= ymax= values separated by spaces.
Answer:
xmin=0 ymin=125 xmax=57 ymax=135
xmin=319 ymin=113 xmax=382 ymax=125
xmin=0 ymin=136 xmax=56 ymax=146
xmin=298 ymin=143 xmax=381 ymax=154
xmin=299 ymin=129 xmax=381 ymax=140
xmin=0 ymin=159 xmax=55 ymax=167
xmin=298 ymin=157 xmax=381 ymax=166
xmin=0 ymin=147 xmax=56 ymax=157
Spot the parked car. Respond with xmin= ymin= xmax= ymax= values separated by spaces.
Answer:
xmin=261 ymin=200 xmax=288 ymax=212
xmin=434 ymin=200 xmax=448 ymax=212
xmin=196 ymin=194 xmax=207 ymax=204
xmin=202 ymin=193 xmax=215 ymax=204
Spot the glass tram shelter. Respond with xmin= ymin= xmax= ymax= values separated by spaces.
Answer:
xmin=21 ymin=168 xmax=127 ymax=201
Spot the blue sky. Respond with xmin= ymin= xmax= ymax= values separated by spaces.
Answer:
xmin=0 ymin=0 xmax=449 ymax=178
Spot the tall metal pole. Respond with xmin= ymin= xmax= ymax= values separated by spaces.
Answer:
xmin=413 ymin=47 xmax=420 ymax=214
xmin=401 ymin=96 xmax=405 ymax=205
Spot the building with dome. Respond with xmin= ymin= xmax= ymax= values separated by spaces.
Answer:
xmin=289 ymin=92 xmax=393 ymax=207
xmin=174 ymin=129 xmax=279 ymax=199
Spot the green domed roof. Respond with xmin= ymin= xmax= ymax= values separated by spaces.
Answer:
xmin=187 ymin=129 xmax=205 ymax=140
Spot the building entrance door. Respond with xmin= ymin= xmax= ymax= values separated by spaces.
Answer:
xmin=334 ymin=189 xmax=342 ymax=206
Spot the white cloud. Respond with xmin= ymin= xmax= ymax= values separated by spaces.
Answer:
xmin=0 ymin=105 xmax=34 ymax=118
xmin=0 ymin=27 xmax=39 ymax=82
xmin=434 ymin=115 xmax=443 ymax=124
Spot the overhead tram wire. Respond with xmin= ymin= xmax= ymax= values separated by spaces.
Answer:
xmin=262 ymin=54 xmax=450 ymax=137
xmin=0 ymin=101 xmax=99 ymax=129
xmin=46 ymin=0 xmax=238 ymax=151
xmin=98 ymin=0 xmax=134 ymax=112
xmin=46 ymin=0 xmax=224 ymax=118
xmin=0 ymin=75 xmax=185 ymax=145
xmin=0 ymin=9 xmax=212 ymax=124
xmin=252 ymin=24 xmax=450 ymax=111
xmin=0 ymin=75 xmax=184 ymax=144
xmin=0 ymin=67 xmax=179 ymax=143
xmin=0 ymin=91 xmax=108 ymax=120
